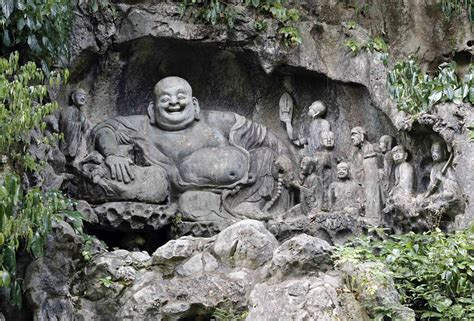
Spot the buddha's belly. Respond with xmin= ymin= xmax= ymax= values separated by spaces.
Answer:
xmin=179 ymin=146 xmax=249 ymax=186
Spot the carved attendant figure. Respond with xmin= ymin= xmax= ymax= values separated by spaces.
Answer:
xmin=327 ymin=162 xmax=363 ymax=216
xmin=316 ymin=130 xmax=335 ymax=206
xmin=350 ymin=127 xmax=382 ymax=224
xmin=59 ymin=89 xmax=89 ymax=161
xmin=293 ymin=101 xmax=330 ymax=157
xmin=291 ymin=157 xmax=323 ymax=214
xmin=379 ymin=135 xmax=395 ymax=197
xmin=390 ymin=145 xmax=415 ymax=200
xmin=423 ymin=142 xmax=460 ymax=204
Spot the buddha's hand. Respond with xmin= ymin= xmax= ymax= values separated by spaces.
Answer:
xmin=105 ymin=155 xmax=135 ymax=184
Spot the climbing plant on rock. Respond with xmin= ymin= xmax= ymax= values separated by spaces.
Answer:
xmin=0 ymin=52 xmax=67 ymax=175
xmin=179 ymin=0 xmax=302 ymax=47
xmin=0 ymin=0 xmax=73 ymax=71
xmin=0 ymin=52 xmax=84 ymax=308
xmin=387 ymin=58 xmax=473 ymax=114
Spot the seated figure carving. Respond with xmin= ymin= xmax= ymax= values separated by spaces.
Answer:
xmin=383 ymin=145 xmax=416 ymax=231
xmin=413 ymin=141 xmax=464 ymax=229
xmin=77 ymin=77 xmax=294 ymax=221
xmin=327 ymin=162 xmax=364 ymax=216
xmin=385 ymin=142 xmax=464 ymax=233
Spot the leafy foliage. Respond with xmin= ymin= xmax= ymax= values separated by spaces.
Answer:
xmin=334 ymin=227 xmax=474 ymax=320
xmin=179 ymin=0 xmax=302 ymax=47
xmin=0 ymin=174 xmax=79 ymax=308
xmin=213 ymin=301 xmax=249 ymax=321
xmin=387 ymin=58 xmax=474 ymax=114
xmin=344 ymin=36 xmax=389 ymax=65
xmin=439 ymin=0 xmax=473 ymax=23
xmin=0 ymin=52 xmax=82 ymax=309
xmin=0 ymin=52 xmax=67 ymax=174
xmin=0 ymin=0 xmax=73 ymax=70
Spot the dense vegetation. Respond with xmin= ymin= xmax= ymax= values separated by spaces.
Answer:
xmin=0 ymin=0 xmax=73 ymax=71
xmin=179 ymin=0 xmax=302 ymax=46
xmin=387 ymin=59 xmax=474 ymax=114
xmin=335 ymin=227 xmax=474 ymax=320
xmin=439 ymin=0 xmax=473 ymax=23
xmin=0 ymin=0 xmax=81 ymax=309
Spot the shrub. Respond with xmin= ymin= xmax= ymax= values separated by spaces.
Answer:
xmin=0 ymin=0 xmax=73 ymax=71
xmin=0 ymin=52 xmax=67 ymax=175
xmin=334 ymin=227 xmax=474 ymax=320
xmin=179 ymin=0 xmax=302 ymax=47
xmin=387 ymin=59 xmax=473 ymax=114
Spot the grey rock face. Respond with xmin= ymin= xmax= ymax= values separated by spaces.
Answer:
xmin=339 ymin=261 xmax=416 ymax=321
xmin=213 ymin=220 xmax=279 ymax=269
xmin=77 ymin=201 xmax=176 ymax=231
xmin=23 ymin=1 xmax=473 ymax=319
xmin=25 ymin=220 xmax=386 ymax=320
xmin=248 ymin=273 xmax=369 ymax=321
xmin=270 ymin=234 xmax=333 ymax=278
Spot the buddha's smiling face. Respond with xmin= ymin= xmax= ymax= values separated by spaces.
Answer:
xmin=151 ymin=77 xmax=199 ymax=130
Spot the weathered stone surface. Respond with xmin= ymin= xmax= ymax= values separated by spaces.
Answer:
xmin=152 ymin=235 xmax=214 ymax=275
xmin=213 ymin=220 xmax=279 ymax=269
xmin=20 ymin=1 xmax=474 ymax=319
xmin=248 ymin=273 xmax=369 ymax=321
xmin=24 ymin=221 xmax=101 ymax=321
xmin=339 ymin=261 xmax=416 ymax=321
xmin=176 ymin=252 xmax=220 ymax=277
xmin=24 ymin=219 xmax=411 ymax=320
xmin=63 ymin=0 xmax=473 ymax=230
xmin=270 ymin=234 xmax=333 ymax=278
xmin=77 ymin=201 xmax=177 ymax=231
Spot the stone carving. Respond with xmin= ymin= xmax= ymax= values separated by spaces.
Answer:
xmin=293 ymin=101 xmax=330 ymax=157
xmin=316 ymin=130 xmax=335 ymax=207
xmin=390 ymin=145 xmax=415 ymax=201
xmin=327 ymin=162 xmax=363 ymax=216
xmin=384 ymin=142 xmax=464 ymax=233
xmin=279 ymin=92 xmax=295 ymax=141
xmin=290 ymin=156 xmax=323 ymax=214
xmin=59 ymin=88 xmax=89 ymax=162
xmin=77 ymin=77 xmax=294 ymax=222
xmin=378 ymin=135 xmax=395 ymax=199
xmin=414 ymin=141 xmax=463 ymax=227
xmin=383 ymin=145 xmax=416 ymax=231
xmin=349 ymin=127 xmax=382 ymax=224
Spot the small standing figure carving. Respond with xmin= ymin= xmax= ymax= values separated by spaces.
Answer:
xmin=327 ymin=162 xmax=364 ymax=216
xmin=279 ymin=92 xmax=295 ymax=141
xmin=293 ymin=101 xmax=330 ymax=157
xmin=385 ymin=145 xmax=415 ymax=207
xmin=290 ymin=156 xmax=323 ymax=214
xmin=59 ymin=88 xmax=89 ymax=162
xmin=350 ymin=127 xmax=382 ymax=224
xmin=316 ymin=130 xmax=336 ymax=206
xmin=379 ymin=135 xmax=395 ymax=198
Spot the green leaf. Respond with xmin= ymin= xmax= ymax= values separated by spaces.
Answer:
xmin=3 ymin=246 xmax=16 ymax=273
xmin=29 ymin=233 xmax=44 ymax=258
xmin=11 ymin=281 xmax=22 ymax=308
xmin=0 ymin=270 xmax=11 ymax=288
xmin=1 ymin=0 xmax=14 ymax=19
xmin=428 ymin=91 xmax=442 ymax=105
xmin=27 ymin=34 xmax=41 ymax=53
xmin=17 ymin=18 xmax=26 ymax=31
xmin=2 ymin=31 xmax=11 ymax=47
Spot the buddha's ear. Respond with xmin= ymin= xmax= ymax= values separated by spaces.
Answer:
xmin=148 ymin=102 xmax=155 ymax=124
xmin=193 ymin=97 xmax=200 ymax=121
